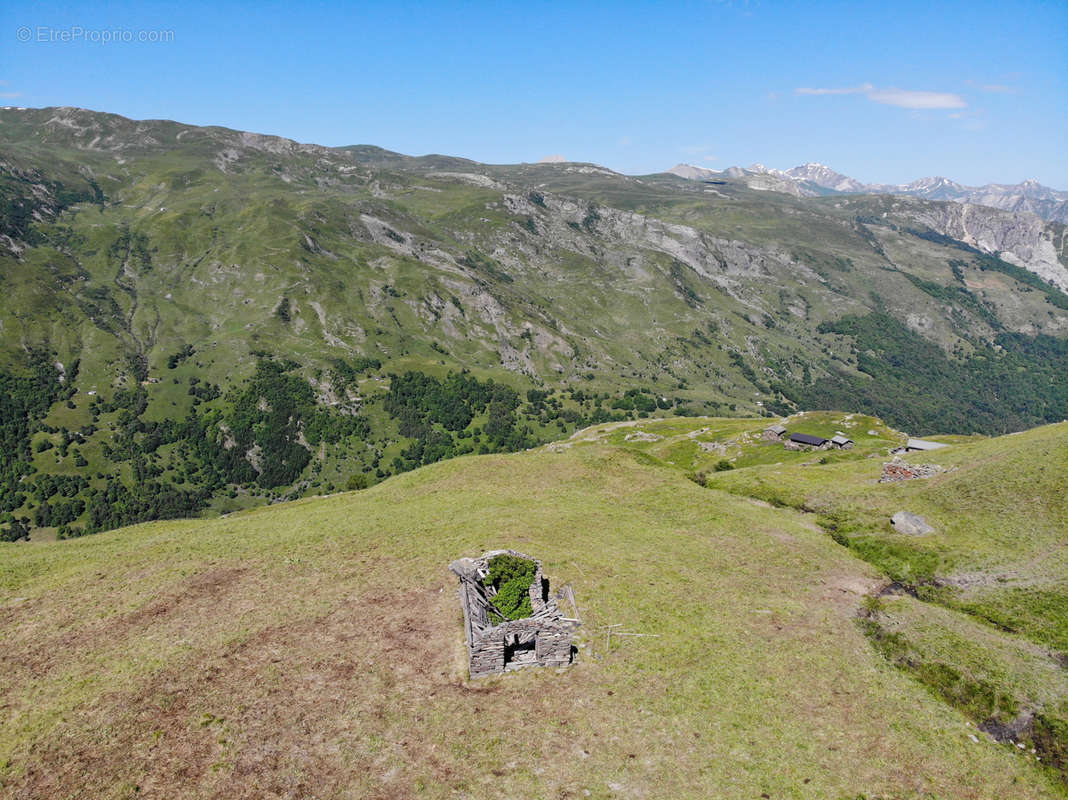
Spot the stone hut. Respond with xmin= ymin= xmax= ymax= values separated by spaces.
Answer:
xmin=830 ymin=434 xmax=854 ymax=449
xmin=450 ymin=550 xmax=576 ymax=678
xmin=762 ymin=423 xmax=788 ymax=441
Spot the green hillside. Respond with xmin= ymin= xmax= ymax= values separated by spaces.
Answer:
xmin=1 ymin=106 xmax=1066 ymax=542
xmin=0 ymin=418 xmax=1064 ymax=798
xmin=706 ymin=420 xmax=1067 ymax=647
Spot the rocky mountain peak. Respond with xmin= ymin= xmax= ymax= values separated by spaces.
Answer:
xmin=665 ymin=156 xmax=1067 ymax=223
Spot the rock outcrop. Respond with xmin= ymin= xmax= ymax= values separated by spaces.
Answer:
xmin=890 ymin=511 xmax=935 ymax=536
xmin=906 ymin=202 xmax=1068 ymax=291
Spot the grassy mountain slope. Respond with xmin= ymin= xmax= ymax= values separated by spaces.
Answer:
xmin=706 ymin=420 xmax=1068 ymax=652
xmin=2 ymin=421 xmax=1065 ymax=799
xmin=582 ymin=413 xmax=1068 ymax=780
xmin=0 ymin=106 xmax=1066 ymax=541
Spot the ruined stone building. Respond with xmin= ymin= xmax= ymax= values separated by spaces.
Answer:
xmin=450 ymin=550 xmax=576 ymax=678
xmin=879 ymin=457 xmax=947 ymax=482
xmin=762 ymin=423 xmax=787 ymax=441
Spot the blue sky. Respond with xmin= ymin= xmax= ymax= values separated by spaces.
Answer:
xmin=2 ymin=0 xmax=1066 ymax=186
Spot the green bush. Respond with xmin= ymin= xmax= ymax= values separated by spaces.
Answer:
xmin=484 ymin=554 xmax=536 ymax=622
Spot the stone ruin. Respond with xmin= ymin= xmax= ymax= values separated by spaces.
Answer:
xmin=450 ymin=550 xmax=577 ymax=679
xmin=879 ymin=457 xmax=947 ymax=483
xmin=761 ymin=424 xmax=787 ymax=441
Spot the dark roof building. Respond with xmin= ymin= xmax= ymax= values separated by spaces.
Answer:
xmin=788 ymin=432 xmax=829 ymax=446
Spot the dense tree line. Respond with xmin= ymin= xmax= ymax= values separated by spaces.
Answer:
xmin=2 ymin=353 xmax=376 ymax=540
xmin=384 ymin=370 xmax=535 ymax=472
xmin=29 ymin=474 xmax=89 ymax=503
xmin=0 ymin=352 xmax=70 ymax=539
xmin=777 ymin=313 xmax=1068 ymax=435
xmin=223 ymin=358 xmax=369 ymax=487
xmin=80 ymin=479 xmax=209 ymax=537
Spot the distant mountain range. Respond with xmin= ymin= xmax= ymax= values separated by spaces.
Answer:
xmin=666 ymin=162 xmax=1068 ymax=224
xmin=0 ymin=106 xmax=1065 ymax=541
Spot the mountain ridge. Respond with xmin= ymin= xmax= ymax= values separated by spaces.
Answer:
xmin=667 ymin=161 xmax=1068 ymax=224
xmin=0 ymin=105 xmax=1065 ymax=542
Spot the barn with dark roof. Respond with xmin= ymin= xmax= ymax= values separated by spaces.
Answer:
xmin=785 ymin=432 xmax=831 ymax=450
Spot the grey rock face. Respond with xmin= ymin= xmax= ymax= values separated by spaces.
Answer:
xmin=904 ymin=201 xmax=1068 ymax=291
xmin=890 ymin=511 xmax=935 ymax=535
xmin=669 ymin=164 xmax=1068 ymax=289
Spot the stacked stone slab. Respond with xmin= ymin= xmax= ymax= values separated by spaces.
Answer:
xmin=450 ymin=549 xmax=576 ymax=678
xmin=879 ymin=457 xmax=946 ymax=483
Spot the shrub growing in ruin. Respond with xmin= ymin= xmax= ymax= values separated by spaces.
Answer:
xmin=485 ymin=554 xmax=536 ymax=622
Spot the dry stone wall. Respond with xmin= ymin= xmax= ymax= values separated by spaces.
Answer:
xmin=450 ymin=550 xmax=576 ymax=678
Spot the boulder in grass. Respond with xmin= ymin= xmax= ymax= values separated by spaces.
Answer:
xmin=891 ymin=511 xmax=935 ymax=535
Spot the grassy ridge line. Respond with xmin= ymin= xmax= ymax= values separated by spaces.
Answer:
xmin=0 ymin=444 xmax=1059 ymax=798
xmin=559 ymin=414 xmax=1067 ymax=779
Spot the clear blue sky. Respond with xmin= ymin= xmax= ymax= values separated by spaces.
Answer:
xmin=2 ymin=0 xmax=1066 ymax=187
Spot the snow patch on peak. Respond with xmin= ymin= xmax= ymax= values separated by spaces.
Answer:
xmin=662 ymin=159 xmax=1067 ymax=223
